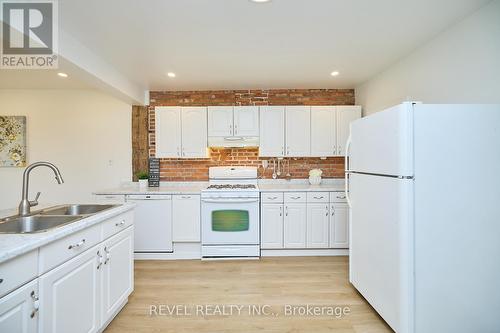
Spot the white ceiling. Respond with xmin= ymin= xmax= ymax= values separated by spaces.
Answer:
xmin=56 ymin=0 xmax=489 ymax=91
xmin=0 ymin=0 xmax=490 ymax=97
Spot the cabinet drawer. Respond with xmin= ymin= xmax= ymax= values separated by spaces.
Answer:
xmin=0 ymin=250 xmax=38 ymax=298
xmin=330 ymin=191 xmax=347 ymax=203
xmin=307 ymin=192 xmax=329 ymax=203
xmin=94 ymin=194 xmax=125 ymax=203
xmin=261 ymin=192 xmax=284 ymax=203
xmin=102 ymin=211 xmax=134 ymax=240
xmin=284 ymin=192 xmax=307 ymax=203
xmin=39 ymin=223 xmax=101 ymax=274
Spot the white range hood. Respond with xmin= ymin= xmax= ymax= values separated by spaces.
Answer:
xmin=208 ymin=136 xmax=259 ymax=148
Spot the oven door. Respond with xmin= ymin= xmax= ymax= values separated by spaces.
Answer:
xmin=201 ymin=197 xmax=259 ymax=245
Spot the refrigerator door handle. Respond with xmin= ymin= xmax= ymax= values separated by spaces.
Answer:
xmin=345 ymin=172 xmax=352 ymax=208
xmin=345 ymin=133 xmax=352 ymax=172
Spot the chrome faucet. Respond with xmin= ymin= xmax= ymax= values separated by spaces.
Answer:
xmin=18 ymin=162 xmax=64 ymax=216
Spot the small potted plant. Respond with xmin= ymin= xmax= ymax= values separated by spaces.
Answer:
xmin=136 ymin=171 xmax=149 ymax=189
xmin=309 ymin=168 xmax=323 ymax=185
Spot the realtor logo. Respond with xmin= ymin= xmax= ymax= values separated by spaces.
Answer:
xmin=1 ymin=0 xmax=58 ymax=69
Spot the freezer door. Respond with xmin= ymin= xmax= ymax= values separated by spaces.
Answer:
xmin=349 ymin=102 xmax=414 ymax=177
xmin=349 ymin=173 xmax=413 ymax=333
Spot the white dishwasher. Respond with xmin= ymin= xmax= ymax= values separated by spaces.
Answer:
xmin=126 ymin=194 xmax=173 ymax=252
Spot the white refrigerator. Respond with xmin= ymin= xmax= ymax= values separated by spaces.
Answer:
xmin=346 ymin=102 xmax=500 ymax=333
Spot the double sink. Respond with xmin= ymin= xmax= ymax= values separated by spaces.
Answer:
xmin=0 ymin=204 xmax=118 ymax=234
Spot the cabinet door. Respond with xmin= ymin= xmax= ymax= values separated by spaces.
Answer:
xmin=234 ymin=106 xmax=259 ymax=136
xmin=181 ymin=107 xmax=207 ymax=158
xmin=155 ymin=106 xmax=181 ymax=158
xmin=261 ymin=204 xmax=284 ymax=249
xmin=330 ymin=203 xmax=349 ymax=248
xmin=336 ymin=106 xmax=361 ymax=156
xmin=173 ymin=195 xmax=201 ymax=242
xmin=285 ymin=106 xmax=311 ymax=157
xmin=208 ymin=106 xmax=233 ymax=137
xmin=101 ymin=227 xmax=134 ymax=326
xmin=259 ymin=106 xmax=285 ymax=157
xmin=39 ymin=245 xmax=101 ymax=333
xmin=311 ymin=106 xmax=336 ymax=157
xmin=93 ymin=194 xmax=126 ymax=204
xmin=0 ymin=280 xmax=38 ymax=333
xmin=306 ymin=203 xmax=330 ymax=248
xmin=284 ymin=203 xmax=307 ymax=248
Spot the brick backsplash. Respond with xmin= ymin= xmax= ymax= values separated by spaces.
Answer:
xmin=144 ymin=89 xmax=354 ymax=181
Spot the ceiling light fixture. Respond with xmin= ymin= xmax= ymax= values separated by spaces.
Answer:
xmin=250 ymin=0 xmax=271 ymax=3
xmin=57 ymin=72 xmax=68 ymax=78
xmin=330 ymin=71 xmax=340 ymax=77
xmin=167 ymin=72 xmax=176 ymax=78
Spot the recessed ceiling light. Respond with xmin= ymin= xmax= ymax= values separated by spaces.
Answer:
xmin=167 ymin=72 xmax=176 ymax=78
xmin=330 ymin=71 xmax=340 ymax=77
xmin=250 ymin=0 xmax=271 ymax=3
xmin=57 ymin=72 xmax=68 ymax=78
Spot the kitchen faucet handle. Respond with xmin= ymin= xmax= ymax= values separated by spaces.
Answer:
xmin=30 ymin=192 xmax=41 ymax=207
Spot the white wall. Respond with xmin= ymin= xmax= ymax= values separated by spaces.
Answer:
xmin=0 ymin=90 xmax=132 ymax=210
xmin=356 ymin=0 xmax=500 ymax=115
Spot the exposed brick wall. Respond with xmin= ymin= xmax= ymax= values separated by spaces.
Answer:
xmin=145 ymin=89 xmax=354 ymax=181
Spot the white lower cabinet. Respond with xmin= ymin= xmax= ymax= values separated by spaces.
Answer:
xmin=306 ymin=203 xmax=330 ymax=248
xmin=101 ymin=227 xmax=134 ymax=326
xmin=260 ymin=204 xmax=284 ymax=249
xmin=261 ymin=191 xmax=349 ymax=250
xmin=330 ymin=203 xmax=349 ymax=248
xmin=172 ymin=195 xmax=201 ymax=242
xmin=0 ymin=280 xmax=38 ymax=333
xmin=39 ymin=244 xmax=101 ymax=333
xmin=283 ymin=203 xmax=307 ymax=248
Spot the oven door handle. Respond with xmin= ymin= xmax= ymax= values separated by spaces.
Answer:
xmin=201 ymin=199 xmax=259 ymax=203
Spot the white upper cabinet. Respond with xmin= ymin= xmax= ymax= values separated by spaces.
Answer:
xmin=155 ymin=106 xmax=207 ymax=158
xmin=336 ymin=106 xmax=362 ymax=155
xmin=155 ymin=107 xmax=181 ymax=158
xmin=311 ymin=106 xmax=336 ymax=157
xmin=181 ymin=107 xmax=207 ymax=158
xmin=208 ymin=106 xmax=234 ymax=137
xmin=285 ymin=106 xmax=311 ymax=157
xmin=259 ymin=106 xmax=285 ymax=157
xmin=234 ymin=106 xmax=259 ymax=136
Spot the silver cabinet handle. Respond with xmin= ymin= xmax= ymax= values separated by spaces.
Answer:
xmin=104 ymin=246 xmax=110 ymax=265
xmin=30 ymin=290 xmax=39 ymax=318
xmin=181 ymin=195 xmax=191 ymax=199
xmin=234 ymin=124 xmax=238 ymax=135
xmin=290 ymin=196 xmax=301 ymax=200
xmin=313 ymin=196 xmax=324 ymax=199
xmin=115 ymin=220 xmax=126 ymax=227
xmin=331 ymin=206 xmax=335 ymax=216
xmin=279 ymin=206 xmax=282 ymax=217
xmin=97 ymin=250 xmax=103 ymax=269
xmin=281 ymin=146 xmax=284 ymax=156
xmin=285 ymin=206 xmax=288 ymax=216
xmin=177 ymin=147 xmax=180 ymax=156
xmin=337 ymin=195 xmax=346 ymax=199
xmin=326 ymin=205 xmax=329 ymax=216
xmin=68 ymin=239 xmax=86 ymax=250
xmin=268 ymin=196 xmax=278 ymax=200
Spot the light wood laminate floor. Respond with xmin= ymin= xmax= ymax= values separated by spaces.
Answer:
xmin=105 ymin=257 xmax=393 ymax=333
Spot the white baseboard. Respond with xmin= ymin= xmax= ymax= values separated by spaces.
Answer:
xmin=134 ymin=242 xmax=202 ymax=260
xmin=261 ymin=249 xmax=349 ymax=257
xmin=134 ymin=243 xmax=349 ymax=260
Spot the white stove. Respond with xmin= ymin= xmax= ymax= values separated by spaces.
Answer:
xmin=201 ymin=167 xmax=260 ymax=259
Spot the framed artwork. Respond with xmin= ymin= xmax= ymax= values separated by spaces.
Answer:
xmin=0 ymin=116 xmax=27 ymax=167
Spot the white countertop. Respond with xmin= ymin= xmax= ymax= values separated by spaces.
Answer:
xmin=258 ymin=179 xmax=345 ymax=192
xmin=94 ymin=179 xmax=345 ymax=195
xmin=0 ymin=203 xmax=135 ymax=265
xmin=94 ymin=182 xmax=208 ymax=195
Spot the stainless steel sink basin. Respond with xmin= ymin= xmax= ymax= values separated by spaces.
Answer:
xmin=40 ymin=204 xmax=117 ymax=216
xmin=0 ymin=215 xmax=84 ymax=234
